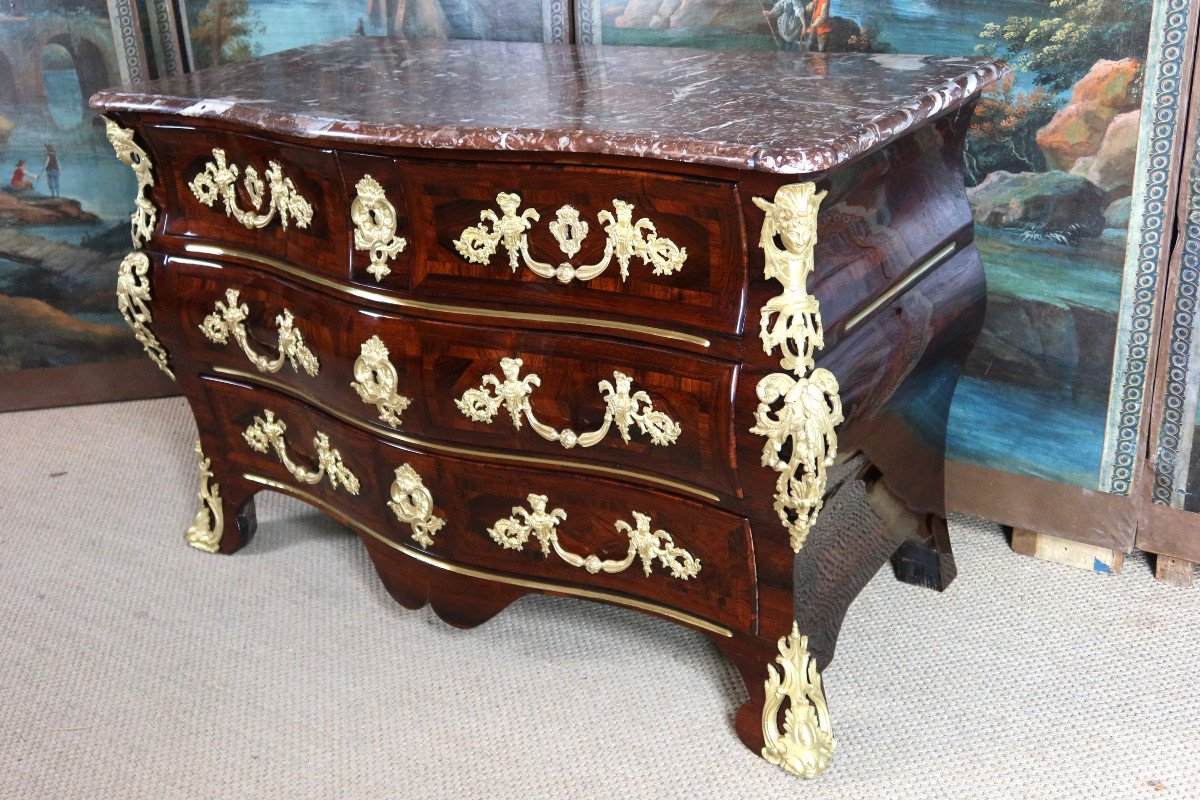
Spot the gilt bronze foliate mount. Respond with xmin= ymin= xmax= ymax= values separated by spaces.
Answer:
xmin=752 ymin=182 xmax=843 ymax=554
xmin=454 ymin=191 xmax=686 ymax=284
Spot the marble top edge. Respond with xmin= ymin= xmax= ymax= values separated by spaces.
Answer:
xmin=91 ymin=38 xmax=1009 ymax=175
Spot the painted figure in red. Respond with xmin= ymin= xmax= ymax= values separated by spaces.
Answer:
xmin=764 ymin=0 xmax=832 ymax=52
xmin=806 ymin=0 xmax=832 ymax=52
xmin=10 ymin=159 xmax=34 ymax=191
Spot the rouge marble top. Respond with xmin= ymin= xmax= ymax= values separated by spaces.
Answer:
xmin=91 ymin=37 xmax=1006 ymax=174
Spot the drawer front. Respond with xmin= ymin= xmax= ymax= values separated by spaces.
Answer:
xmin=808 ymin=116 xmax=975 ymax=342
xmin=146 ymin=124 xmax=351 ymax=279
xmin=377 ymin=159 xmax=746 ymax=338
xmin=163 ymin=255 xmax=741 ymax=501
xmin=143 ymin=127 xmax=741 ymax=339
xmin=201 ymin=377 xmax=757 ymax=632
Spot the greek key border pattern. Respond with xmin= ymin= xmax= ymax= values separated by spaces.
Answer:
xmin=1152 ymin=116 xmax=1200 ymax=505
xmin=1105 ymin=0 xmax=1191 ymax=494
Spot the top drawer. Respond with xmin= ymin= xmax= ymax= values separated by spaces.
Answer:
xmin=146 ymin=124 xmax=350 ymax=279
xmin=385 ymin=160 xmax=747 ymax=339
xmin=142 ymin=122 xmax=747 ymax=339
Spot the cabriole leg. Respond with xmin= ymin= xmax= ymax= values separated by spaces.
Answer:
xmin=861 ymin=463 xmax=957 ymax=591
xmin=709 ymin=625 xmax=837 ymax=780
xmin=760 ymin=623 xmax=836 ymax=778
xmin=184 ymin=439 xmax=257 ymax=554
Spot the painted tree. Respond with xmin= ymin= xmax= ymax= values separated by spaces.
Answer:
xmin=977 ymin=0 xmax=1154 ymax=91
xmin=965 ymin=75 xmax=1061 ymax=182
xmin=189 ymin=0 xmax=264 ymax=68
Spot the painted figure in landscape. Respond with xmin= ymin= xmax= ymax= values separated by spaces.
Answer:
xmin=42 ymin=144 xmax=60 ymax=197
xmin=0 ymin=2 xmax=144 ymax=373
xmin=6 ymin=147 xmax=60 ymax=195
xmin=762 ymin=0 xmax=832 ymax=51
xmin=184 ymin=0 xmax=551 ymax=69
xmin=762 ymin=1 xmax=803 ymax=49
xmin=10 ymin=159 xmax=33 ymax=191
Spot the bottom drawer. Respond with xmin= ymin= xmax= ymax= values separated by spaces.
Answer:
xmin=200 ymin=375 xmax=758 ymax=632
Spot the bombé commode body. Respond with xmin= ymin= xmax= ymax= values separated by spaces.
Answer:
xmin=92 ymin=38 xmax=1004 ymax=779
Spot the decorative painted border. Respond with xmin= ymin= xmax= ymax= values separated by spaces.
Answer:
xmin=544 ymin=0 xmax=571 ymax=43
xmin=575 ymin=0 xmax=598 ymax=44
xmin=106 ymin=0 xmax=148 ymax=84
xmin=1151 ymin=110 xmax=1200 ymax=506
xmin=1100 ymin=0 xmax=1193 ymax=494
xmin=144 ymin=0 xmax=186 ymax=77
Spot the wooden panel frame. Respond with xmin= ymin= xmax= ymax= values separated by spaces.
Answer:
xmin=1137 ymin=31 xmax=1200 ymax=564
xmin=0 ymin=359 xmax=178 ymax=414
xmin=0 ymin=2 xmax=156 ymax=413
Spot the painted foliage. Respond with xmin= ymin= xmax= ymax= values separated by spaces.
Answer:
xmin=579 ymin=0 xmax=1163 ymax=491
xmin=0 ymin=1 xmax=147 ymax=372
xmin=182 ymin=0 xmax=563 ymax=70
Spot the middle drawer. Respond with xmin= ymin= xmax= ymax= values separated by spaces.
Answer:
xmin=163 ymin=254 xmax=742 ymax=502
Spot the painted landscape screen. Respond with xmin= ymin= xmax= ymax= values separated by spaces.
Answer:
xmin=0 ymin=3 xmax=146 ymax=372
xmin=0 ymin=0 xmax=1169 ymax=496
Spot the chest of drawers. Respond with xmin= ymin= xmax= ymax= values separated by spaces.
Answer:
xmin=92 ymin=38 xmax=1004 ymax=779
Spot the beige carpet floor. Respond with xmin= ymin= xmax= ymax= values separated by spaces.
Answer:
xmin=1 ymin=396 xmax=1198 ymax=800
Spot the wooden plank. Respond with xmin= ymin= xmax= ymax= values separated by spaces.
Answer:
xmin=0 ymin=358 xmax=178 ymax=413
xmin=1154 ymin=555 xmax=1195 ymax=588
xmin=1010 ymin=528 xmax=1125 ymax=575
xmin=947 ymin=460 xmax=1136 ymax=553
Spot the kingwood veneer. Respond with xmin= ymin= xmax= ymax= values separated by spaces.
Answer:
xmin=92 ymin=38 xmax=1005 ymax=779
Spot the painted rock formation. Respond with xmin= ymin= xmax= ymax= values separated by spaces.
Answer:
xmin=0 ymin=192 xmax=101 ymax=225
xmin=1070 ymin=109 xmax=1141 ymax=199
xmin=0 ymin=293 xmax=136 ymax=371
xmin=1104 ymin=196 xmax=1131 ymax=229
xmin=964 ymin=295 xmax=1116 ymax=405
xmin=1036 ymin=58 xmax=1141 ymax=172
xmin=966 ymin=170 xmax=1106 ymax=235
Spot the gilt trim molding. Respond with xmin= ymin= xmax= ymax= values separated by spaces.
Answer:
xmin=751 ymin=183 xmax=843 ymax=552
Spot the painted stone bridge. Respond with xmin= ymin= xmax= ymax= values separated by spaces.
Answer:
xmin=0 ymin=13 xmax=121 ymax=125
